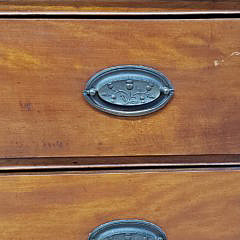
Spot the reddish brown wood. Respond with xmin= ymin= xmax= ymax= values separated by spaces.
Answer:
xmin=0 ymin=20 xmax=239 ymax=159
xmin=0 ymin=0 xmax=239 ymax=12
xmin=0 ymin=170 xmax=240 ymax=240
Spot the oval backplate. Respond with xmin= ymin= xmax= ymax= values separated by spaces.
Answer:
xmin=88 ymin=220 xmax=167 ymax=240
xmin=83 ymin=65 xmax=174 ymax=117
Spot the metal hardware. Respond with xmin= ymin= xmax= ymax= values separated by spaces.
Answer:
xmin=83 ymin=65 xmax=174 ymax=116
xmin=88 ymin=219 xmax=167 ymax=240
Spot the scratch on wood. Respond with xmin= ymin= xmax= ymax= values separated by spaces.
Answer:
xmin=19 ymin=101 xmax=33 ymax=111
xmin=214 ymin=59 xmax=224 ymax=67
xmin=230 ymin=52 xmax=240 ymax=56
xmin=43 ymin=141 xmax=64 ymax=149
xmin=214 ymin=52 xmax=240 ymax=67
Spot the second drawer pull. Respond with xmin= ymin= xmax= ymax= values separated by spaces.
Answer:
xmin=88 ymin=219 xmax=167 ymax=240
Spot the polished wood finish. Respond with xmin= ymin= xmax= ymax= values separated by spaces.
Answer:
xmin=0 ymin=0 xmax=239 ymax=12
xmin=0 ymin=170 xmax=240 ymax=240
xmin=0 ymin=20 xmax=239 ymax=159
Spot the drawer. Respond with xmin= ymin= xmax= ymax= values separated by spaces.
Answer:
xmin=0 ymin=19 xmax=239 ymax=160
xmin=0 ymin=169 xmax=240 ymax=239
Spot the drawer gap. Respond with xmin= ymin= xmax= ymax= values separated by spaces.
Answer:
xmin=0 ymin=12 xmax=239 ymax=19
xmin=0 ymin=155 xmax=239 ymax=172
xmin=0 ymin=163 xmax=240 ymax=175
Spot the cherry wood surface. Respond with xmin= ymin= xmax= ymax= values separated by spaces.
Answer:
xmin=0 ymin=19 xmax=239 ymax=159
xmin=0 ymin=170 xmax=240 ymax=240
xmin=0 ymin=0 xmax=239 ymax=12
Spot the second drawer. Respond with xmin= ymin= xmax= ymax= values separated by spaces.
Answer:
xmin=0 ymin=169 xmax=240 ymax=239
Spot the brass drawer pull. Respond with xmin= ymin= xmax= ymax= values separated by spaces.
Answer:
xmin=83 ymin=65 xmax=174 ymax=116
xmin=88 ymin=219 xmax=167 ymax=240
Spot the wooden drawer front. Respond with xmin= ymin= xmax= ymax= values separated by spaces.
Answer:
xmin=1 ymin=0 xmax=239 ymax=12
xmin=0 ymin=170 xmax=240 ymax=239
xmin=0 ymin=20 xmax=239 ymax=158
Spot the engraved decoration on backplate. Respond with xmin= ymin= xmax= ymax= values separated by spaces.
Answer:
xmin=88 ymin=220 xmax=167 ymax=240
xmin=98 ymin=232 xmax=156 ymax=240
xmin=98 ymin=79 xmax=160 ymax=106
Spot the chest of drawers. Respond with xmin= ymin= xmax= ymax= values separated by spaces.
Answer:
xmin=0 ymin=1 xmax=239 ymax=239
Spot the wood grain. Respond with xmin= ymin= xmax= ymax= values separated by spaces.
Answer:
xmin=0 ymin=0 xmax=239 ymax=12
xmin=0 ymin=170 xmax=240 ymax=239
xmin=0 ymin=20 xmax=239 ymax=159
